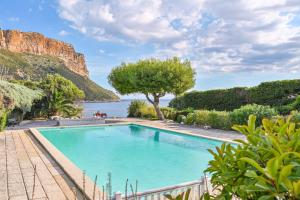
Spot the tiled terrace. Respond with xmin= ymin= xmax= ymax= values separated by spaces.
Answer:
xmin=0 ymin=130 xmax=85 ymax=200
xmin=1 ymin=118 xmax=245 ymax=200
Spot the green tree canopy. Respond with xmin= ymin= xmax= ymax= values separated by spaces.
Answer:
xmin=0 ymin=80 xmax=43 ymax=113
xmin=40 ymin=74 xmax=85 ymax=101
xmin=108 ymin=57 xmax=195 ymax=120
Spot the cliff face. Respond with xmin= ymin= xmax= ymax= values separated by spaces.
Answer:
xmin=0 ymin=30 xmax=88 ymax=77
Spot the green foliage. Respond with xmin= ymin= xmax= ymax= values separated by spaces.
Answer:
xmin=0 ymin=110 xmax=8 ymax=131
xmin=230 ymin=104 xmax=277 ymax=126
xmin=164 ymin=188 xmax=191 ymax=200
xmin=248 ymin=80 xmax=300 ymax=106
xmin=140 ymin=106 xmax=157 ymax=119
xmin=205 ymin=115 xmax=300 ymax=199
xmin=127 ymin=100 xmax=157 ymax=119
xmin=47 ymin=91 xmax=80 ymax=117
xmin=176 ymin=115 xmax=186 ymax=123
xmin=193 ymin=110 xmax=232 ymax=129
xmin=109 ymin=57 xmax=195 ymax=119
xmin=289 ymin=95 xmax=300 ymax=111
xmin=161 ymin=107 xmax=177 ymax=120
xmin=40 ymin=74 xmax=85 ymax=101
xmin=276 ymin=95 xmax=300 ymax=116
xmin=0 ymin=49 xmax=119 ymax=101
xmin=173 ymin=108 xmax=194 ymax=122
xmin=289 ymin=111 xmax=300 ymax=126
xmin=276 ymin=105 xmax=293 ymax=115
xmin=38 ymin=74 xmax=84 ymax=117
xmin=0 ymin=80 xmax=43 ymax=113
xmin=127 ymin=100 xmax=147 ymax=117
xmin=109 ymin=57 xmax=195 ymax=96
xmin=170 ymin=87 xmax=247 ymax=111
xmin=170 ymin=79 xmax=300 ymax=111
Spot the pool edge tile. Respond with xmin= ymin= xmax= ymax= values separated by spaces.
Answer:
xmin=29 ymin=128 xmax=103 ymax=200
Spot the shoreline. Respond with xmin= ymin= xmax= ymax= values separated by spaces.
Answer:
xmin=80 ymin=99 xmax=172 ymax=103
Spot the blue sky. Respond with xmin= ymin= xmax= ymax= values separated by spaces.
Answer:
xmin=1 ymin=0 xmax=300 ymax=99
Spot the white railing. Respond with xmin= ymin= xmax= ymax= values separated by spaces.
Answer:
xmin=113 ymin=177 xmax=211 ymax=200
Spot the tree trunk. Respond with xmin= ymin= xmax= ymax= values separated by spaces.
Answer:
xmin=153 ymin=102 xmax=165 ymax=121
xmin=145 ymin=93 xmax=165 ymax=121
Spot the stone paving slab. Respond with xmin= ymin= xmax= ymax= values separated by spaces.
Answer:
xmin=114 ymin=118 xmax=246 ymax=142
xmin=0 ymin=130 xmax=86 ymax=200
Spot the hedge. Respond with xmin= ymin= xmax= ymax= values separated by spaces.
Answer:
xmin=169 ymin=79 xmax=300 ymax=111
xmin=0 ymin=110 xmax=7 ymax=131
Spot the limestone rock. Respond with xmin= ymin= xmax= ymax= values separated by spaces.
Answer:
xmin=0 ymin=29 xmax=89 ymax=77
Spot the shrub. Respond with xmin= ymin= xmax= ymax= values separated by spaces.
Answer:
xmin=289 ymin=95 xmax=300 ymax=110
xmin=185 ymin=113 xmax=196 ymax=125
xmin=176 ymin=115 xmax=186 ymax=123
xmin=161 ymin=107 xmax=177 ymax=120
xmin=169 ymin=87 xmax=247 ymax=111
xmin=248 ymin=79 xmax=300 ymax=106
xmin=0 ymin=80 xmax=43 ymax=113
xmin=193 ymin=110 xmax=231 ymax=130
xmin=0 ymin=110 xmax=7 ymax=131
xmin=229 ymin=104 xmax=277 ymax=126
xmin=276 ymin=105 xmax=293 ymax=115
xmin=169 ymin=79 xmax=300 ymax=111
xmin=289 ymin=110 xmax=300 ymax=125
xmin=205 ymin=115 xmax=300 ymax=199
xmin=127 ymin=100 xmax=158 ymax=119
xmin=173 ymin=108 xmax=194 ymax=121
xmin=193 ymin=110 xmax=210 ymax=125
xmin=140 ymin=106 xmax=157 ymax=119
xmin=207 ymin=110 xmax=231 ymax=129
xmin=127 ymin=100 xmax=147 ymax=117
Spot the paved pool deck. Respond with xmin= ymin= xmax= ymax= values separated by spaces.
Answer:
xmin=112 ymin=118 xmax=246 ymax=142
xmin=0 ymin=130 xmax=86 ymax=200
xmin=2 ymin=118 xmax=245 ymax=199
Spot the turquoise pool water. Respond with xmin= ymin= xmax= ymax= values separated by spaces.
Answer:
xmin=38 ymin=124 xmax=223 ymax=192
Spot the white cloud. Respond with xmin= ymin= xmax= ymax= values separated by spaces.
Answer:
xmin=57 ymin=0 xmax=300 ymax=73
xmin=58 ymin=30 xmax=70 ymax=36
xmin=8 ymin=17 xmax=20 ymax=22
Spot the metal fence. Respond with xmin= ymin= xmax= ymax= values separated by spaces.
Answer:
xmin=113 ymin=176 xmax=211 ymax=200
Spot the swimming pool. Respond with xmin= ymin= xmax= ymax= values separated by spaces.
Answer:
xmin=38 ymin=124 xmax=223 ymax=193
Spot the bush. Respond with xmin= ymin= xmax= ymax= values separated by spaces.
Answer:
xmin=205 ymin=115 xmax=300 ymax=199
xmin=140 ymin=106 xmax=157 ymax=119
xmin=0 ymin=80 xmax=43 ymax=113
xmin=289 ymin=95 xmax=300 ymax=111
xmin=0 ymin=110 xmax=7 ymax=131
xmin=127 ymin=100 xmax=157 ymax=119
xmin=185 ymin=113 xmax=196 ymax=125
xmin=173 ymin=108 xmax=194 ymax=121
xmin=127 ymin=100 xmax=147 ymax=117
xmin=169 ymin=79 xmax=300 ymax=111
xmin=229 ymin=104 xmax=277 ymax=126
xmin=276 ymin=105 xmax=293 ymax=115
xmin=161 ymin=107 xmax=177 ymax=120
xmin=193 ymin=110 xmax=210 ymax=125
xmin=207 ymin=110 xmax=232 ymax=129
xmin=169 ymin=87 xmax=247 ymax=111
xmin=176 ymin=115 xmax=186 ymax=123
xmin=193 ymin=110 xmax=231 ymax=130
xmin=184 ymin=110 xmax=232 ymax=129
xmin=248 ymin=79 xmax=300 ymax=106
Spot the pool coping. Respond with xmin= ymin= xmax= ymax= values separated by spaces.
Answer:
xmin=34 ymin=121 xmax=239 ymax=144
xmin=29 ymin=121 xmax=240 ymax=198
xmin=30 ymin=128 xmax=103 ymax=200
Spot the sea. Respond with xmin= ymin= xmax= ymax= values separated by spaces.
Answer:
xmin=81 ymin=99 xmax=171 ymax=118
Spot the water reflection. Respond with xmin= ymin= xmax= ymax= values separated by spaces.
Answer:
xmin=154 ymin=131 xmax=160 ymax=142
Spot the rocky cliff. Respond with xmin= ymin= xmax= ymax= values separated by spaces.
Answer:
xmin=0 ymin=29 xmax=88 ymax=77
